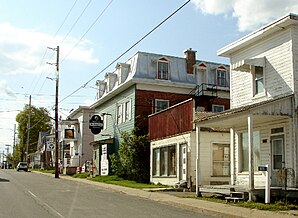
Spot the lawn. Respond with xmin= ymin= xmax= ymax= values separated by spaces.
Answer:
xmin=186 ymin=196 xmax=298 ymax=211
xmin=88 ymin=175 xmax=168 ymax=189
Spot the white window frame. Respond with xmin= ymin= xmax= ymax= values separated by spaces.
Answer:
xmin=157 ymin=60 xmax=169 ymax=80
xmin=212 ymin=104 xmax=225 ymax=112
xmin=103 ymin=114 xmax=107 ymax=130
xmin=212 ymin=143 xmax=230 ymax=177
xmin=123 ymin=99 xmax=132 ymax=122
xmin=239 ymin=130 xmax=261 ymax=173
xmin=155 ymin=99 xmax=169 ymax=113
xmin=117 ymin=104 xmax=123 ymax=124
xmin=152 ymin=144 xmax=176 ymax=177
xmin=216 ymin=67 xmax=226 ymax=86
xmin=253 ymin=66 xmax=265 ymax=96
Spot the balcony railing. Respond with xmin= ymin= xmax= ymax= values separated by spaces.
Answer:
xmin=189 ymin=83 xmax=229 ymax=97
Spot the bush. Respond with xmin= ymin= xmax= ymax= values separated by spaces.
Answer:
xmin=110 ymin=128 xmax=150 ymax=183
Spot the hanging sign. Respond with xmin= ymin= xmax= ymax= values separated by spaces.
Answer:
xmin=89 ymin=115 xmax=104 ymax=134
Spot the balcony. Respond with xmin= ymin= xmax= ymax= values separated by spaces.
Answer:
xmin=189 ymin=83 xmax=229 ymax=97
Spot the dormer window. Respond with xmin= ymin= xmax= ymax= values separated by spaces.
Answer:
xmin=157 ymin=58 xmax=169 ymax=80
xmin=216 ymin=66 xmax=227 ymax=86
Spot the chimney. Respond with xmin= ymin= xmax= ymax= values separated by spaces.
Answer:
xmin=184 ymin=48 xmax=197 ymax=74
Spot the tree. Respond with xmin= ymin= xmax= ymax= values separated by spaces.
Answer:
xmin=110 ymin=128 xmax=150 ymax=183
xmin=15 ymin=104 xmax=52 ymax=162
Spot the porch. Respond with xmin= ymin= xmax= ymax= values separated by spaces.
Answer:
xmin=195 ymin=95 xmax=297 ymax=201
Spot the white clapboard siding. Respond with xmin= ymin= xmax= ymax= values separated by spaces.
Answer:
xmin=231 ymin=28 xmax=294 ymax=108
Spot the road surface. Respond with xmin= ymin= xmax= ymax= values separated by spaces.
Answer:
xmin=0 ymin=169 xmax=217 ymax=218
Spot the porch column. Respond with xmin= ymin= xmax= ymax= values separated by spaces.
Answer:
xmin=248 ymin=114 xmax=254 ymax=201
xmin=195 ymin=124 xmax=201 ymax=197
xmin=230 ymin=128 xmax=235 ymax=185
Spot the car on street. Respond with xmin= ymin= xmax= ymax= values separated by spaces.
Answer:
xmin=16 ymin=162 xmax=28 ymax=172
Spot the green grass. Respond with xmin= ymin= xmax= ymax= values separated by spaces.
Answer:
xmin=236 ymin=200 xmax=298 ymax=211
xmin=185 ymin=196 xmax=298 ymax=211
xmin=88 ymin=175 xmax=168 ymax=189
xmin=31 ymin=168 xmax=55 ymax=174
xmin=72 ymin=173 xmax=90 ymax=179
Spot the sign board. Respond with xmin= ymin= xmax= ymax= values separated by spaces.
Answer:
xmin=258 ymin=166 xmax=268 ymax=171
xmin=100 ymin=144 xmax=109 ymax=175
xmin=89 ymin=115 xmax=104 ymax=135
xmin=47 ymin=142 xmax=54 ymax=151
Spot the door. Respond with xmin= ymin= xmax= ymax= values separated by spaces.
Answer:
xmin=179 ymin=143 xmax=187 ymax=181
xmin=271 ymin=135 xmax=284 ymax=186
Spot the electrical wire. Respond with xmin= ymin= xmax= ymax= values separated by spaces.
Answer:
xmin=61 ymin=0 xmax=114 ymax=63
xmin=59 ymin=0 xmax=191 ymax=104
xmin=60 ymin=0 xmax=92 ymax=44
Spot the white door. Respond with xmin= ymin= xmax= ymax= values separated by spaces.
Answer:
xmin=179 ymin=144 xmax=187 ymax=181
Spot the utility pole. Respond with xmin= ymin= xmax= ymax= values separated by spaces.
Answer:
xmin=26 ymin=95 xmax=31 ymax=163
xmin=48 ymin=46 xmax=60 ymax=178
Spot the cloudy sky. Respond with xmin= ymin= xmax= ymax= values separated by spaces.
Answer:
xmin=0 ymin=0 xmax=297 ymax=152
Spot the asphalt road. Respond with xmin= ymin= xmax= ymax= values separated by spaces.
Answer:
xmin=0 ymin=169 xmax=217 ymax=218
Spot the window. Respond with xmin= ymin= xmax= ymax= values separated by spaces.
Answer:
xmin=216 ymin=67 xmax=226 ymax=86
xmin=157 ymin=61 xmax=169 ymax=80
xmin=240 ymin=131 xmax=261 ymax=172
xmin=212 ymin=104 xmax=225 ymax=112
xmin=272 ymin=138 xmax=283 ymax=169
xmin=153 ymin=149 xmax=160 ymax=176
xmin=123 ymin=100 xmax=131 ymax=122
xmin=213 ymin=143 xmax=230 ymax=176
xmin=103 ymin=114 xmax=107 ymax=130
xmin=155 ymin=99 xmax=169 ymax=112
xmin=254 ymin=66 xmax=264 ymax=95
xmin=117 ymin=104 xmax=123 ymax=124
xmin=153 ymin=145 xmax=176 ymax=177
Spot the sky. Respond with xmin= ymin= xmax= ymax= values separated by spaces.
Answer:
xmin=0 ymin=0 xmax=298 ymax=153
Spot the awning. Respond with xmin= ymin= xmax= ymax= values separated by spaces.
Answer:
xmin=232 ymin=57 xmax=265 ymax=71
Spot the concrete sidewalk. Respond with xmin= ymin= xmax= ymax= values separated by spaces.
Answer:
xmin=51 ymin=174 xmax=297 ymax=218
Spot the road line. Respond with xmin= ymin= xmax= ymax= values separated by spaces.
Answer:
xmin=27 ymin=190 xmax=65 ymax=218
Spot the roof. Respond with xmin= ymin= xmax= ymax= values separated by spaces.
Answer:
xmin=195 ymin=94 xmax=293 ymax=123
xmin=218 ymin=13 xmax=298 ymax=57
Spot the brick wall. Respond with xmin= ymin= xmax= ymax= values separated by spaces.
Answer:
xmin=135 ymin=89 xmax=191 ymax=133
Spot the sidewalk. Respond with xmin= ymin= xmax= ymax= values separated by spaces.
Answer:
xmin=52 ymin=174 xmax=297 ymax=218
xmin=32 ymin=171 xmax=296 ymax=217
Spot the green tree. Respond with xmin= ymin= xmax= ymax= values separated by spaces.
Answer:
xmin=15 ymin=104 xmax=51 ymax=162
xmin=110 ymin=128 xmax=150 ymax=183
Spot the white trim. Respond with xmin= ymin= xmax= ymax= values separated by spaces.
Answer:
xmin=232 ymin=57 xmax=265 ymax=71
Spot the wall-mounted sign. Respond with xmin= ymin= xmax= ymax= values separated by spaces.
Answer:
xmin=89 ymin=115 xmax=104 ymax=134
xmin=64 ymin=129 xmax=74 ymax=139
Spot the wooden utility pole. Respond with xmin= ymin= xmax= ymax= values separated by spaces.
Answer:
xmin=48 ymin=46 xmax=60 ymax=178
xmin=54 ymin=46 xmax=60 ymax=178
xmin=26 ymin=95 xmax=31 ymax=163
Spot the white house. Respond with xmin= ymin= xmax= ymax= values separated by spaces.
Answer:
xmin=60 ymin=106 xmax=94 ymax=174
xmin=195 ymin=14 xmax=298 ymax=199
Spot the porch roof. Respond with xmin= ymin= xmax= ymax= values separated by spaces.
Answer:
xmin=195 ymin=95 xmax=293 ymax=128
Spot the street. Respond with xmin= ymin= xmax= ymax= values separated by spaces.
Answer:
xmin=0 ymin=170 xmax=217 ymax=218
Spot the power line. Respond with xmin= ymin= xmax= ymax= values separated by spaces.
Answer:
xmin=54 ymin=0 xmax=79 ymax=37
xmin=61 ymin=0 xmax=114 ymax=63
xmin=61 ymin=0 xmax=92 ymax=44
xmin=30 ymin=0 xmax=79 ymax=96
xmin=59 ymin=0 xmax=191 ymax=103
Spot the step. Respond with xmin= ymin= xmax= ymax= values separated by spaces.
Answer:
xmin=225 ymin=196 xmax=244 ymax=203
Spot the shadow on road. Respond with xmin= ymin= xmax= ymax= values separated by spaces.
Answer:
xmin=0 ymin=178 xmax=10 ymax=182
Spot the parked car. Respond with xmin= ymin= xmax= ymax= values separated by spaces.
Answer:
xmin=16 ymin=162 xmax=28 ymax=172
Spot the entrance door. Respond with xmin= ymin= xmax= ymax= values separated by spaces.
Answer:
xmin=271 ymin=135 xmax=284 ymax=186
xmin=179 ymin=143 xmax=187 ymax=181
